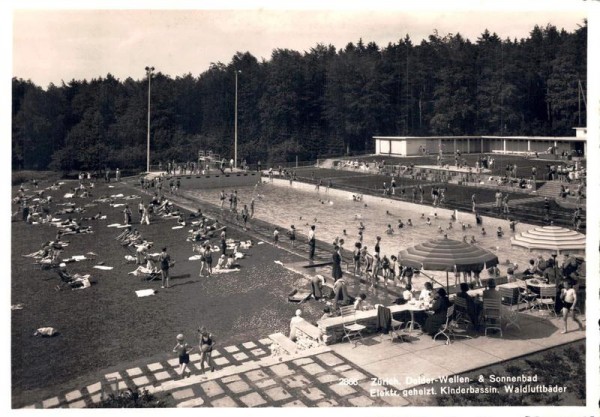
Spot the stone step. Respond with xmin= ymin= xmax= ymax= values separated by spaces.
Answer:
xmin=294 ymin=321 xmax=322 ymax=341
xmin=535 ymin=181 xmax=582 ymax=198
xmin=269 ymin=332 xmax=299 ymax=355
xmin=156 ymin=342 xmax=330 ymax=394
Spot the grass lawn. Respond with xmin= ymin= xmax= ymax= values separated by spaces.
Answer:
xmin=11 ymin=178 xmax=324 ymax=408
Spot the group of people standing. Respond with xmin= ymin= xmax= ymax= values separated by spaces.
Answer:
xmin=173 ymin=328 xmax=216 ymax=378
xmin=349 ymin=239 xmax=410 ymax=290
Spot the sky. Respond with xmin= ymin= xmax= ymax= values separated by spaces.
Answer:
xmin=11 ymin=3 xmax=588 ymax=88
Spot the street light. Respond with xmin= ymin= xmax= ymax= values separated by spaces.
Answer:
xmin=145 ymin=66 xmax=155 ymax=172
xmin=234 ymin=70 xmax=241 ymax=169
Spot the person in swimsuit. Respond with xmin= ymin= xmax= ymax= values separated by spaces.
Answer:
xmin=173 ymin=334 xmax=193 ymax=378
xmin=560 ymin=280 xmax=584 ymax=334
xmin=198 ymin=328 xmax=216 ymax=373
xmin=204 ymin=244 xmax=213 ymax=277
xmin=352 ymin=242 xmax=362 ymax=276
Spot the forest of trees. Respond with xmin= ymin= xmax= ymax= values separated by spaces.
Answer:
xmin=12 ymin=22 xmax=587 ymax=172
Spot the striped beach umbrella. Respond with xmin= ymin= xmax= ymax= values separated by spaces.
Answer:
xmin=398 ymin=237 xmax=499 ymax=291
xmin=510 ymin=226 xmax=585 ymax=255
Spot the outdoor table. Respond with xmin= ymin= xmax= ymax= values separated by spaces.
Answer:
xmin=524 ymin=278 xmax=555 ymax=295
xmin=404 ymin=301 xmax=429 ymax=333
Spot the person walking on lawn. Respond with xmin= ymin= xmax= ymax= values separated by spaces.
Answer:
xmin=160 ymin=247 xmax=171 ymax=288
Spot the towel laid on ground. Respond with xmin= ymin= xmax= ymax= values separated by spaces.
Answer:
xmin=93 ymin=265 xmax=113 ymax=270
xmin=135 ymin=289 xmax=156 ymax=297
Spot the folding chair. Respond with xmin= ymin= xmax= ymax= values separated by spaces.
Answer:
xmin=434 ymin=305 xmax=472 ymax=345
xmin=499 ymin=287 xmax=521 ymax=331
xmin=339 ymin=305 xmax=366 ymax=347
xmin=376 ymin=305 xmax=406 ymax=342
xmin=517 ymin=281 xmax=538 ymax=310
xmin=535 ymin=286 xmax=557 ymax=317
xmin=483 ymin=298 xmax=503 ymax=337
xmin=452 ymin=296 xmax=474 ymax=330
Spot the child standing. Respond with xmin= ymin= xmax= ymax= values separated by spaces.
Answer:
xmin=370 ymin=253 xmax=381 ymax=289
xmin=560 ymin=280 xmax=584 ymax=334
xmin=198 ymin=327 xmax=216 ymax=374
xmin=273 ymin=228 xmax=279 ymax=246
xmin=381 ymin=255 xmax=390 ymax=286
xmin=352 ymin=242 xmax=362 ymax=276
xmin=173 ymin=334 xmax=193 ymax=378
xmin=389 ymin=255 xmax=397 ymax=283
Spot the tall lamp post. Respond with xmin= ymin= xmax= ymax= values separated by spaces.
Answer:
xmin=145 ymin=66 xmax=155 ymax=173
xmin=234 ymin=70 xmax=241 ymax=169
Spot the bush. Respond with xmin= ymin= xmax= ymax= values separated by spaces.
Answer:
xmin=11 ymin=170 xmax=63 ymax=186
xmin=89 ymin=387 xmax=167 ymax=408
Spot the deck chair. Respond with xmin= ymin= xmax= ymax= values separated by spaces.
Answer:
xmin=55 ymin=269 xmax=74 ymax=291
xmin=499 ymin=287 xmax=521 ymax=331
xmin=434 ymin=305 xmax=472 ymax=345
xmin=339 ymin=305 xmax=366 ymax=347
xmin=483 ymin=298 xmax=503 ymax=337
xmin=535 ymin=286 xmax=557 ymax=317
xmin=141 ymin=255 xmax=161 ymax=282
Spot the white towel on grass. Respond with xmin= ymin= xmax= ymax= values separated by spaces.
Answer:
xmin=172 ymin=226 xmax=184 ymax=230
xmin=93 ymin=265 xmax=113 ymax=270
xmin=136 ymin=289 xmax=156 ymax=297
xmin=212 ymin=268 xmax=240 ymax=274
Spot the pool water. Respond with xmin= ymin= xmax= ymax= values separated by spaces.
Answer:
xmin=183 ymin=179 xmax=574 ymax=284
